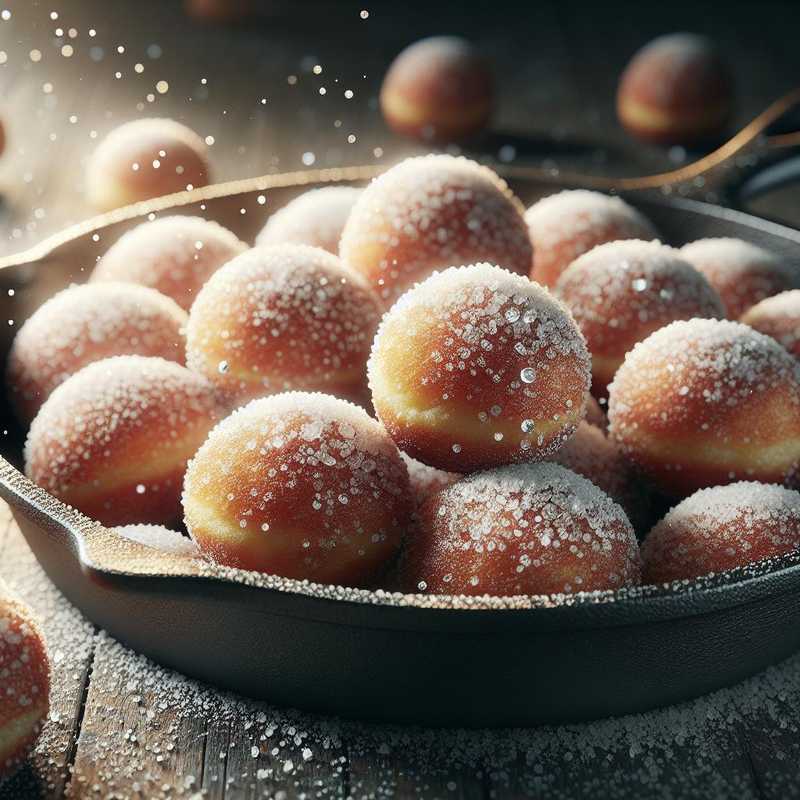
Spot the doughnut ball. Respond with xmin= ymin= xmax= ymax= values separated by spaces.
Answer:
xmin=256 ymin=187 xmax=362 ymax=255
xmin=404 ymin=462 xmax=641 ymax=596
xmin=86 ymin=118 xmax=210 ymax=211
xmin=186 ymin=244 xmax=382 ymax=407
xmin=380 ymin=36 xmax=493 ymax=143
xmin=526 ymin=190 xmax=658 ymax=288
xmin=642 ymin=482 xmax=800 ymax=584
xmin=401 ymin=452 xmax=460 ymax=505
xmin=25 ymin=356 xmax=222 ymax=527
xmin=340 ymin=155 xmax=532 ymax=306
xmin=608 ymin=319 xmax=800 ymax=497
xmin=556 ymin=240 xmax=725 ymax=393
xmin=551 ymin=421 xmax=647 ymax=532
xmin=183 ymin=392 xmax=412 ymax=586
xmin=680 ymin=238 xmax=798 ymax=320
xmin=115 ymin=524 xmax=199 ymax=556
xmin=617 ymin=33 xmax=732 ymax=145
xmin=0 ymin=591 xmax=49 ymax=781
xmin=6 ymin=283 xmax=187 ymax=424
xmin=92 ymin=216 xmax=247 ymax=311
xmin=741 ymin=291 xmax=800 ymax=359
xmin=368 ymin=264 xmax=591 ymax=472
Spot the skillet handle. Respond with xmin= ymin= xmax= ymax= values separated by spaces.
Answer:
xmin=669 ymin=92 xmax=800 ymax=209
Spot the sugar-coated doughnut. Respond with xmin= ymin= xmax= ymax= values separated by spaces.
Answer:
xmin=183 ymin=392 xmax=412 ymax=586
xmin=617 ymin=33 xmax=732 ymax=145
xmin=115 ymin=524 xmax=199 ymax=556
xmin=25 ymin=356 xmax=222 ymax=527
xmin=92 ymin=216 xmax=247 ymax=311
xmin=186 ymin=244 xmax=382 ymax=407
xmin=380 ymin=36 xmax=493 ymax=143
xmin=556 ymin=240 xmax=725 ymax=393
xmin=340 ymin=155 xmax=532 ymax=306
xmin=404 ymin=462 xmax=641 ymax=596
xmin=368 ymin=264 xmax=591 ymax=472
xmin=526 ymin=190 xmax=657 ymax=288
xmin=642 ymin=482 xmax=800 ymax=583
xmin=256 ymin=187 xmax=361 ymax=255
xmin=7 ymin=283 xmax=187 ymax=424
xmin=0 ymin=591 xmax=49 ymax=781
xmin=741 ymin=290 xmax=800 ymax=360
xmin=680 ymin=238 xmax=797 ymax=319
xmin=608 ymin=319 xmax=800 ymax=497
xmin=86 ymin=118 xmax=210 ymax=210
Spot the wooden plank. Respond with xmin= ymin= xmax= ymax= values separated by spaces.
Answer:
xmin=0 ymin=510 xmax=96 ymax=800
xmin=67 ymin=633 xmax=348 ymax=799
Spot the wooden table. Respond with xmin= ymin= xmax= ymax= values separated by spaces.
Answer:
xmin=2 ymin=2 xmax=800 ymax=797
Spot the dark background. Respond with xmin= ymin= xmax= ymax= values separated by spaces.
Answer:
xmin=0 ymin=0 xmax=798 ymax=255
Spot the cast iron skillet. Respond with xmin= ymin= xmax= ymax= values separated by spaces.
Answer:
xmin=1 ymin=94 xmax=800 ymax=728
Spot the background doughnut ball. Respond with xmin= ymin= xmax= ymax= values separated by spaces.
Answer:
xmin=401 ymin=452 xmax=460 ymax=506
xmin=608 ymin=319 xmax=800 ymax=497
xmin=642 ymin=482 xmax=800 ymax=584
xmin=186 ymin=244 xmax=382 ymax=407
xmin=25 ymin=356 xmax=221 ymax=527
xmin=617 ymin=33 xmax=733 ymax=145
xmin=0 ymin=592 xmax=49 ymax=781
xmin=183 ymin=392 xmax=412 ymax=586
xmin=368 ymin=264 xmax=591 ymax=472
xmin=86 ymin=118 xmax=210 ymax=210
xmin=404 ymin=462 xmax=641 ymax=596
xmin=556 ymin=240 xmax=725 ymax=393
xmin=526 ymin=190 xmax=658 ymax=288
xmin=380 ymin=36 xmax=493 ymax=143
xmin=7 ymin=283 xmax=187 ymax=424
xmin=92 ymin=216 xmax=247 ymax=311
xmin=256 ymin=187 xmax=362 ymax=254
xmin=551 ymin=421 xmax=649 ymax=532
xmin=115 ymin=525 xmax=199 ymax=556
xmin=680 ymin=238 xmax=798 ymax=319
xmin=741 ymin=290 xmax=800 ymax=360
xmin=340 ymin=155 xmax=532 ymax=306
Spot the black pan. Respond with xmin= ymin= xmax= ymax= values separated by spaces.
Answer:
xmin=2 ymin=94 xmax=800 ymax=728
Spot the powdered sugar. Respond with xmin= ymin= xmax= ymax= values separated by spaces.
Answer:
xmin=256 ymin=186 xmax=362 ymax=254
xmin=7 ymin=283 xmax=187 ymax=423
xmin=680 ymin=237 xmax=798 ymax=319
xmin=410 ymin=462 xmax=640 ymax=596
xmin=115 ymin=525 xmax=200 ymax=557
xmin=526 ymin=190 xmax=657 ymax=286
xmin=340 ymin=155 xmax=531 ymax=304
xmin=186 ymin=244 xmax=381 ymax=404
xmin=92 ymin=215 xmax=247 ymax=311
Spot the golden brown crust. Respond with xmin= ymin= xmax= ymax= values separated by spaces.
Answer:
xmin=340 ymin=155 xmax=531 ymax=307
xmin=608 ymin=319 xmax=800 ymax=497
xmin=369 ymin=264 xmax=590 ymax=472
xmin=183 ymin=392 xmax=411 ymax=586
xmin=25 ymin=356 xmax=222 ymax=527
xmin=379 ymin=37 xmax=492 ymax=143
